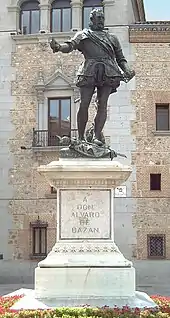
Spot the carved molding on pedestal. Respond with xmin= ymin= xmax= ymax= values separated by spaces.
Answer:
xmin=52 ymin=242 xmax=119 ymax=253
xmin=50 ymin=178 xmax=116 ymax=188
xmin=38 ymin=160 xmax=132 ymax=189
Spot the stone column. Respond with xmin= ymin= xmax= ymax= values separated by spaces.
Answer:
xmin=35 ymin=70 xmax=45 ymax=131
xmin=7 ymin=6 xmax=20 ymax=31
xmin=39 ymin=4 xmax=50 ymax=32
xmin=35 ymin=91 xmax=47 ymax=147
xmin=103 ymin=0 xmax=116 ymax=27
xmin=37 ymin=94 xmax=45 ymax=131
xmin=71 ymin=0 xmax=83 ymax=31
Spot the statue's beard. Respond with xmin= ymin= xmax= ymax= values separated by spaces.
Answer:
xmin=89 ymin=22 xmax=104 ymax=31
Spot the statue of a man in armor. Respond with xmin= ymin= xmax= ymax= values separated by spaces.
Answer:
xmin=50 ymin=8 xmax=135 ymax=146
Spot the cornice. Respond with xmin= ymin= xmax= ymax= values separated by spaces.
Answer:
xmin=11 ymin=31 xmax=75 ymax=45
xmin=129 ymin=21 xmax=170 ymax=43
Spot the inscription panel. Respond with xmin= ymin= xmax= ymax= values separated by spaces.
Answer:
xmin=59 ymin=189 xmax=111 ymax=240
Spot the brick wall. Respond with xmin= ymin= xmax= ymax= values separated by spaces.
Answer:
xmin=130 ymin=29 xmax=170 ymax=260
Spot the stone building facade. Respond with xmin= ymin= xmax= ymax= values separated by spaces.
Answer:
xmin=129 ymin=23 xmax=170 ymax=294
xmin=0 ymin=0 xmax=170 ymax=295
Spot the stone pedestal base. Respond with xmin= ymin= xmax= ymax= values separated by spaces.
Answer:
xmin=9 ymin=288 xmax=157 ymax=310
xmin=35 ymin=242 xmax=135 ymax=302
xmin=32 ymin=159 xmax=157 ymax=309
xmin=38 ymin=242 xmax=132 ymax=267
xmin=1 ymin=159 xmax=157 ymax=311
xmin=35 ymin=266 xmax=135 ymax=300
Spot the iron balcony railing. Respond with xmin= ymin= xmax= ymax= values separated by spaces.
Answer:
xmin=32 ymin=128 xmax=78 ymax=148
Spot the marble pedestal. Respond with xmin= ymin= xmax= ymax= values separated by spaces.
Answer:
xmin=33 ymin=159 xmax=156 ymax=308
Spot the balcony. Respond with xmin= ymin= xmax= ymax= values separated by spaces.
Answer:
xmin=32 ymin=128 xmax=78 ymax=151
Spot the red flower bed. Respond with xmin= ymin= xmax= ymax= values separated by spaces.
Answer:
xmin=0 ymin=295 xmax=22 ymax=316
xmin=0 ymin=294 xmax=169 ymax=318
xmin=151 ymin=295 xmax=170 ymax=313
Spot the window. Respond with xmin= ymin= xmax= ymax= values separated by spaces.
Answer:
xmin=156 ymin=104 xmax=169 ymax=131
xmin=48 ymin=97 xmax=71 ymax=146
xmin=51 ymin=0 xmax=71 ymax=32
xmin=20 ymin=1 xmax=40 ymax=34
xmin=147 ymin=235 xmax=165 ymax=259
xmin=150 ymin=173 xmax=161 ymax=191
xmin=30 ymin=219 xmax=48 ymax=258
xmin=83 ymin=0 xmax=103 ymax=29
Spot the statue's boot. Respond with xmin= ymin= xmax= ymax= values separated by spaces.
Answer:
xmin=93 ymin=137 xmax=103 ymax=146
xmin=78 ymin=136 xmax=86 ymax=143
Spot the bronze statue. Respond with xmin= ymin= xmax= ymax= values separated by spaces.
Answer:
xmin=50 ymin=8 xmax=135 ymax=159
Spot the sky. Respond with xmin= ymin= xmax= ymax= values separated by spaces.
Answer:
xmin=144 ymin=0 xmax=170 ymax=21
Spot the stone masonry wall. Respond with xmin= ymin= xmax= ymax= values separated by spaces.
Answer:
xmin=9 ymin=38 xmax=101 ymax=262
xmin=105 ymin=27 xmax=137 ymax=259
xmin=0 ymin=2 xmax=16 ymax=262
xmin=131 ymin=41 xmax=170 ymax=259
xmin=9 ymin=41 xmax=83 ymax=260
xmin=9 ymin=30 xmax=136 ymax=263
xmin=0 ymin=0 xmax=139 ymax=281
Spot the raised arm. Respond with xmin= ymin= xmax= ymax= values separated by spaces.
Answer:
xmin=50 ymin=31 xmax=84 ymax=54
xmin=50 ymin=38 xmax=74 ymax=54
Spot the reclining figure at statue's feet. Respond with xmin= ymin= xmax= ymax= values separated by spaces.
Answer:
xmin=56 ymin=124 xmax=127 ymax=161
